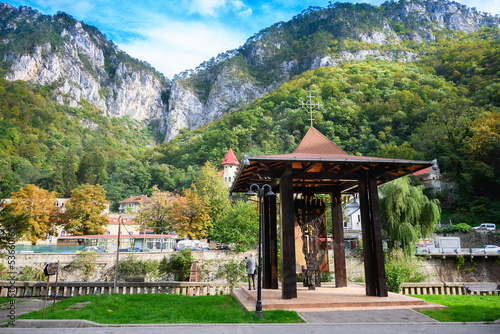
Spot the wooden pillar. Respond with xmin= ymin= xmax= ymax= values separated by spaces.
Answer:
xmin=280 ymin=165 xmax=297 ymax=299
xmin=269 ymin=195 xmax=279 ymax=289
xmin=263 ymin=196 xmax=271 ymax=289
xmin=368 ymin=177 xmax=388 ymax=297
xmin=331 ymin=191 xmax=347 ymax=287
xmin=358 ymin=177 xmax=376 ymax=296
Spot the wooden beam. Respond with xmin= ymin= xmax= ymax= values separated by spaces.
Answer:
xmin=331 ymin=191 xmax=347 ymax=287
xmin=280 ymin=165 xmax=297 ymax=299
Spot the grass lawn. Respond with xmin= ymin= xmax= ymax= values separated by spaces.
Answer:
xmin=411 ymin=294 xmax=500 ymax=322
xmin=17 ymin=294 xmax=304 ymax=324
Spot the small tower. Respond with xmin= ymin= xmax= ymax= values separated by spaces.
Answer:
xmin=221 ymin=146 xmax=239 ymax=187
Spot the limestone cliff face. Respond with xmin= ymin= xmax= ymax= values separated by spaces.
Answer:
xmin=165 ymin=64 xmax=265 ymax=141
xmin=1 ymin=4 xmax=168 ymax=127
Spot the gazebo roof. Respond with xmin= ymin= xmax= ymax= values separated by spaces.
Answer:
xmin=230 ymin=127 xmax=433 ymax=194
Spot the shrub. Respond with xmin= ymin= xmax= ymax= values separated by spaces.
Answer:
xmin=18 ymin=265 xmax=44 ymax=281
xmin=71 ymin=251 xmax=99 ymax=281
xmin=437 ymin=223 xmax=472 ymax=233
xmin=160 ymin=248 xmax=194 ymax=281
xmin=117 ymin=254 xmax=160 ymax=281
xmin=385 ymin=249 xmax=428 ymax=293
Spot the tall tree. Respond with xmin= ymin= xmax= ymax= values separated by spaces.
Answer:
xmin=191 ymin=162 xmax=231 ymax=226
xmin=62 ymin=184 xmax=108 ymax=235
xmin=170 ymin=187 xmax=211 ymax=240
xmin=209 ymin=199 xmax=259 ymax=251
xmin=136 ymin=187 xmax=174 ymax=233
xmin=10 ymin=184 xmax=59 ymax=245
xmin=379 ymin=176 xmax=441 ymax=250
xmin=53 ymin=151 xmax=78 ymax=197
xmin=77 ymin=150 xmax=108 ymax=186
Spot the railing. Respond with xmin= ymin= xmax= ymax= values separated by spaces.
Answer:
xmin=401 ymin=282 xmax=500 ymax=295
xmin=0 ymin=281 xmax=231 ymax=298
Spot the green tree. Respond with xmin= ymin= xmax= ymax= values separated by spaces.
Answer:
xmin=77 ymin=150 xmax=108 ymax=185
xmin=53 ymin=151 xmax=78 ymax=197
xmin=191 ymin=162 xmax=231 ymax=226
xmin=379 ymin=176 xmax=441 ymax=250
xmin=209 ymin=200 xmax=259 ymax=251
xmin=62 ymin=184 xmax=108 ymax=235
xmin=10 ymin=184 xmax=59 ymax=244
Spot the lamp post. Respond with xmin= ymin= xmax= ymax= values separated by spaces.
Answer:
xmin=246 ymin=183 xmax=275 ymax=319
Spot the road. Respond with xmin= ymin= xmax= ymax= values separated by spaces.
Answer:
xmin=2 ymin=323 xmax=500 ymax=334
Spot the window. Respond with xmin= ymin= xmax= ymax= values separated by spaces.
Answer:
xmin=60 ymin=230 xmax=66 ymax=236
xmin=228 ymin=177 xmax=231 ymax=182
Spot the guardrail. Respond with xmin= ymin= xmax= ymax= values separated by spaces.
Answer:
xmin=0 ymin=281 xmax=231 ymax=298
xmin=416 ymin=248 xmax=500 ymax=256
xmin=401 ymin=282 xmax=500 ymax=295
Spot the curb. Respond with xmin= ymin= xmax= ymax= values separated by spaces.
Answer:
xmin=14 ymin=319 xmax=103 ymax=328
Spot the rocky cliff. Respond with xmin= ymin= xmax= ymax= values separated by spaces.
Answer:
xmin=0 ymin=4 xmax=168 ymax=132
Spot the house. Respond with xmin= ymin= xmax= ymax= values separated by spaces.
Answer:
xmin=221 ymin=146 xmax=239 ymax=188
xmin=344 ymin=199 xmax=361 ymax=231
xmin=118 ymin=195 xmax=148 ymax=213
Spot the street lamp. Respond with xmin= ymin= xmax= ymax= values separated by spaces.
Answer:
xmin=246 ymin=183 xmax=275 ymax=319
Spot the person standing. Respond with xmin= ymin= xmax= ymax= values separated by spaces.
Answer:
xmin=244 ymin=253 xmax=256 ymax=290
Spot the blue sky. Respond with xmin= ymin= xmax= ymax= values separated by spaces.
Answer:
xmin=3 ymin=0 xmax=500 ymax=78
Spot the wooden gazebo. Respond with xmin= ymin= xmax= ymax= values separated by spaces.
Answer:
xmin=230 ymin=127 xmax=433 ymax=299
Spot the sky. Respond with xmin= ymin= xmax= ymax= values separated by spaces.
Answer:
xmin=3 ymin=0 xmax=500 ymax=78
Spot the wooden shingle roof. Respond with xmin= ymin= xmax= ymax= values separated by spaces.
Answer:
xmin=230 ymin=127 xmax=433 ymax=194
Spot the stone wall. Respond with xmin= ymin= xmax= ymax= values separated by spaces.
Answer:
xmin=5 ymin=249 xmax=499 ymax=283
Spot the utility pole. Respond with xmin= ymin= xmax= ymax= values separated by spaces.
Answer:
xmin=113 ymin=216 xmax=122 ymax=293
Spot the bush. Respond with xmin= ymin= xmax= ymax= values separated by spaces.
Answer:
xmin=117 ymin=254 xmax=160 ymax=281
xmin=18 ymin=265 xmax=44 ymax=281
xmin=385 ymin=249 xmax=428 ymax=293
xmin=160 ymin=248 xmax=194 ymax=281
xmin=437 ymin=223 xmax=472 ymax=233
xmin=71 ymin=251 xmax=99 ymax=281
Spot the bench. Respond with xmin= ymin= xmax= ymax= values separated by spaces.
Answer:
xmin=463 ymin=283 xmax=500 ymax=295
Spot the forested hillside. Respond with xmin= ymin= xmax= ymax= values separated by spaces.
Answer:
xmin=0 ymin=2 xmax=498 ymax=225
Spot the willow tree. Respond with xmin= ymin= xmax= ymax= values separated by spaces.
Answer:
xmin=379 ymin=176 xmax=441 ymax=250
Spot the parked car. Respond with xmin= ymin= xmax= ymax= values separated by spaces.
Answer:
xmin=481 ymin=245 xmax=500 ymax=254
xmin=177 ymin=246 xmax=196 ymax=251
xmin=473 ymin=224 xmax=496 ymax=231
xmin=84 ymin=246 xmax=106 ymax=253
xmin=216 ymin=245 xmax=231 ymax=250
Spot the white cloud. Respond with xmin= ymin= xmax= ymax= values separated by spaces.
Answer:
xmin=120 ymin=20 xmax=246 ymax=77
xmin=187 ymin=0 xmax=227 ymax=16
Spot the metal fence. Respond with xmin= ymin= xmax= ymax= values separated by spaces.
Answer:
xmin=15 ymin=245 xmax=86 ymax=253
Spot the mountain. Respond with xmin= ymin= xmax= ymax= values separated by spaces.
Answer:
xmin=0 ymin=3 xmax=169 ymax=136
xmin=164 ymin=0 xmax=500 ymax=140
xmin=1 ymin=1 xmax=498 ymax=142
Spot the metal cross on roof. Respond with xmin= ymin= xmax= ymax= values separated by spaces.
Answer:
xmin=301 ymin=93 xmax=322 ymax=127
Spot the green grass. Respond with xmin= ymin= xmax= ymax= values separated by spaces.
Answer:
xmin=411 ymin=294 xmax=500 ymax=322
xmin=17 ymin=294 xmax=304 ymax=324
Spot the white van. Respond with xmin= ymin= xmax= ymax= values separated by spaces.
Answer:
xmin=473 ymin=224 xmax=496 ymax=231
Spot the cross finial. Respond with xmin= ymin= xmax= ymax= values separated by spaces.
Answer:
xmin=301 ymin=93 xmax=322 ymax=127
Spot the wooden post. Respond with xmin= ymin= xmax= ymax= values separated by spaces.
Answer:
xmin=52 ymin=263 xmax=59 ymax=312
xmin=358 ymin=177 xmax=376 ymax=296
xmin=42 ymin=275 xmax=50 ymax=317
xmin=269 ymin=195 xmax=279 ymax=289
xmin=368 ymin=177 xmax=388 ymax=297
xmin=331 ymin=192 xmax=347 ymax=287
xmin=280 ymin=165 xmax=296 ymax=299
